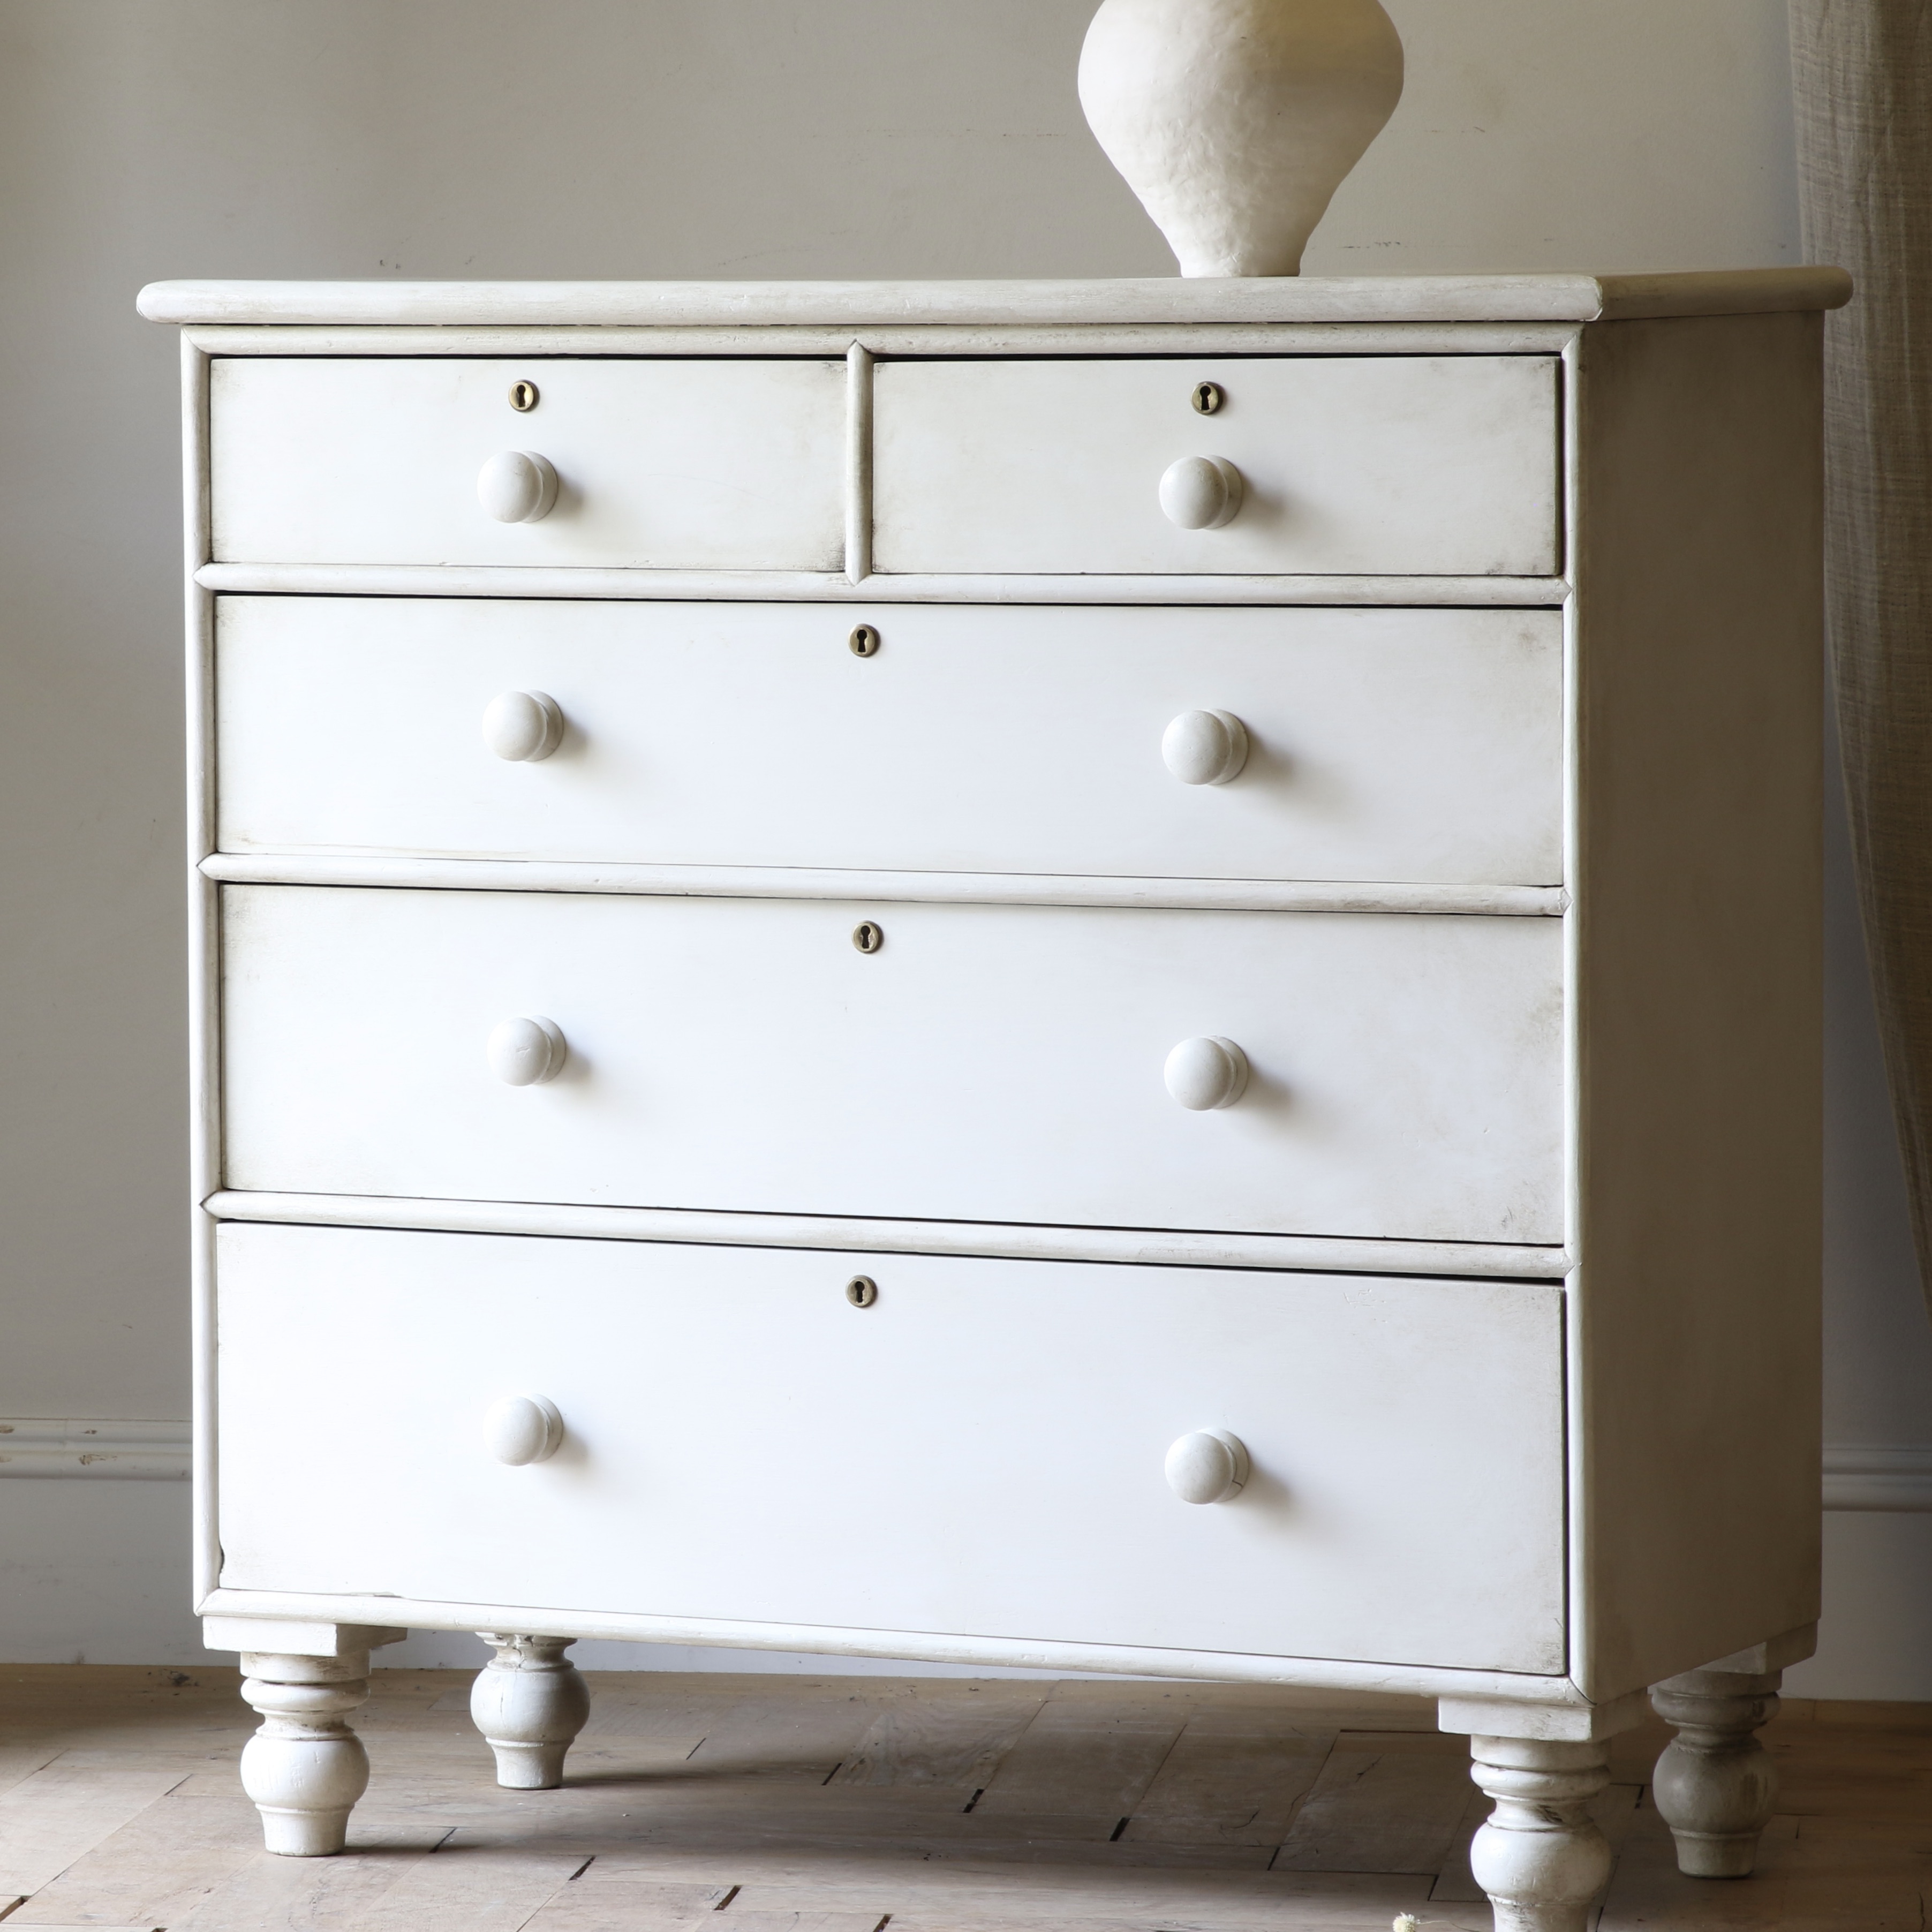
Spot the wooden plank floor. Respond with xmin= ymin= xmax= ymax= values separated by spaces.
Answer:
xmin=0 ymin=1666 xmax=1923 ymax=1930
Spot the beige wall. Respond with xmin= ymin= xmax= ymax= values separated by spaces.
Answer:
xmin=0 ymin=0 xmax=1923 ymax=1686
xmin=1315 ymin=2 xmax=1801 ymax=274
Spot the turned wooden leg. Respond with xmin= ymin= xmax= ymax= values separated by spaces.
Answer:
xmin=1465 ymin=1735 xmax=1615 ymax=1932
xmin=237 ymin=1651 xmax=374 ymax=1855
xmin=472 ymin=1632 xmax=591 ymax=1788
xmin=1649 ymin=1666 xmax=1782 ymax=1877
xmin=203 ymin=1617 xmax=406 ymax=1856
xmin=1439 ymin=1691 xmax=1642 ymax=1932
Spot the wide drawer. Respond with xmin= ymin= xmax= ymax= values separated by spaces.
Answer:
xmin=221 ymin=886 xmax=1565 ymax=1244
xmin=215 ymin=597 xmax=1564 ymax=886
xmin=873 ymin=356 xmax=1561 ymax=576
xmin=209 ymin=358 xmax=846 ymax=569
xmin=215 ymin=1221 xmax=1568 ymax=1673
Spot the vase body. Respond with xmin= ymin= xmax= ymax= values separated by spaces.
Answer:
xmin=1079 ymin=0 xmax=1403 ymax=277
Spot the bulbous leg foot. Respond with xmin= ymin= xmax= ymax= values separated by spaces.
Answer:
xmin=1466 ymin=1735 xmax=1614 ymax=1932
xmin=472 ymin=1632 xmax=591 ymax=1788
xmin=1649 ymin=1667 xmax=1782 ymax=1877
xmin=238 ymin=1652 xmax=373 ymax=1856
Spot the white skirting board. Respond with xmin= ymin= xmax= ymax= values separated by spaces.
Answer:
xmin=1820 ymin=1443 xmax=1932 ymax=1512
xmin=0 ymin=1420 xmax=190 ymax=1480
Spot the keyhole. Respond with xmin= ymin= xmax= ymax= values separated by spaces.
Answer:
xmin=849 ymin=624 xmax=881 ymax=658
xmin=1191 ymin=381 xmax=1223 ymax=416
xmin=852 ymin=922 xmax=884 ymax=955
xmin=509 ymin=380 xmax=540 ymax=413
xmin=846 ymin=1276 xmax=878 ymax=1308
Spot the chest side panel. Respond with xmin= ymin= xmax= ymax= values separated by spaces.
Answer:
xmin=1570 ymin=312 xmax=1824 ymax=1696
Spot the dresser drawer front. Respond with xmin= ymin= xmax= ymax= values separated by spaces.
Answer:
xmin=210 ymin=358 xmax=846 ymax=569
xmin=222 ymin=886 xmax=1564 ymax=1244
xmin=873 ymin=357 xmax=1561 ymax=577
xmin=215 ymin=1221 xmax=1567 ymax=1673
xmin=216 ymin=597 xmax=1564 ymax=887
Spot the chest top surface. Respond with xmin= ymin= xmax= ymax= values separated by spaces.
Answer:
xmin=138 ymin=267 xmax=1851 ymax=328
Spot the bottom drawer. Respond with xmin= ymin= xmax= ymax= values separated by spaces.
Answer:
xmin=215 ymin=1222 xmax=1567 ymax=1675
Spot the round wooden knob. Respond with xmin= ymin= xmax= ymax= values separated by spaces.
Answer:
xmin=1165 ymin=1036 xmax=1249 ymax=1111
xmin=484 ymin=1394 xmax=565 ymax=1466
xmin=487 ymin=1016 xmax=568 ymax=1086
xmin=478 ymin=450 xmax=560 ymax=524
xmin=1159 ymin=455 xmax=1244 ymax=530
xmin=1163 ymin=709 xmax=1249 ymax=785
xmin=482 ymin=690 xmax=564 ymax=763
xmin=1166 ymin=1430 xmax=1250 ymax=1505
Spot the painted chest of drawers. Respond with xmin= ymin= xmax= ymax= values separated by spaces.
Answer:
xmin=142 ymin=269 xmax=1846 ymax=1929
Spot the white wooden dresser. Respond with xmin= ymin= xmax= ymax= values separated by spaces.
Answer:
xmin=142 ymin=270 xmax=1847 ymax=1930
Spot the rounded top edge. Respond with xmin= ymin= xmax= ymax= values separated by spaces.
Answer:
xmin=134 ymin=267 xmax=1853 ymax=330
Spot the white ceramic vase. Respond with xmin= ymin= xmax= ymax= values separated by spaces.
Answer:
xmin=1078 ymin=0 xmax=1404 ymax=277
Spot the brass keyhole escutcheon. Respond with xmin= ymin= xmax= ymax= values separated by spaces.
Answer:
xmin=509 ymin=380 xmax=540 ymax=412
xmin=852 ymin=921 xmax=884 ymax=955
xmin=849 ymin=624 xmax=882 ymax=658
xmin=1191 ymin=381 xmax=1224 ymax=416
xmin=846 ymin=1276 xmax=879 ymax=1308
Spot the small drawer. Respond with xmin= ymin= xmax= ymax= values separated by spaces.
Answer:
xmin=220 ymin=886 xmax=1564 ymax=1245
xmin=215 ymin=1221 xmax=1567 ymax=1674
xmin=216 ymin=597 xmax=1564 ymax=886
xmin=873 ymin=356 xmax=1560 ymax=577
xmin=209 ymin=358 xmax=846 ymax=569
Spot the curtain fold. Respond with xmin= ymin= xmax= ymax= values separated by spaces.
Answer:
xmin=1790 ymin=0 xmax=1932 ymax=1323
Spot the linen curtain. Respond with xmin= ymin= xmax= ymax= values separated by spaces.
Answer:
xmin=1789 ymin=1 xmax=1932 ymax=1323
